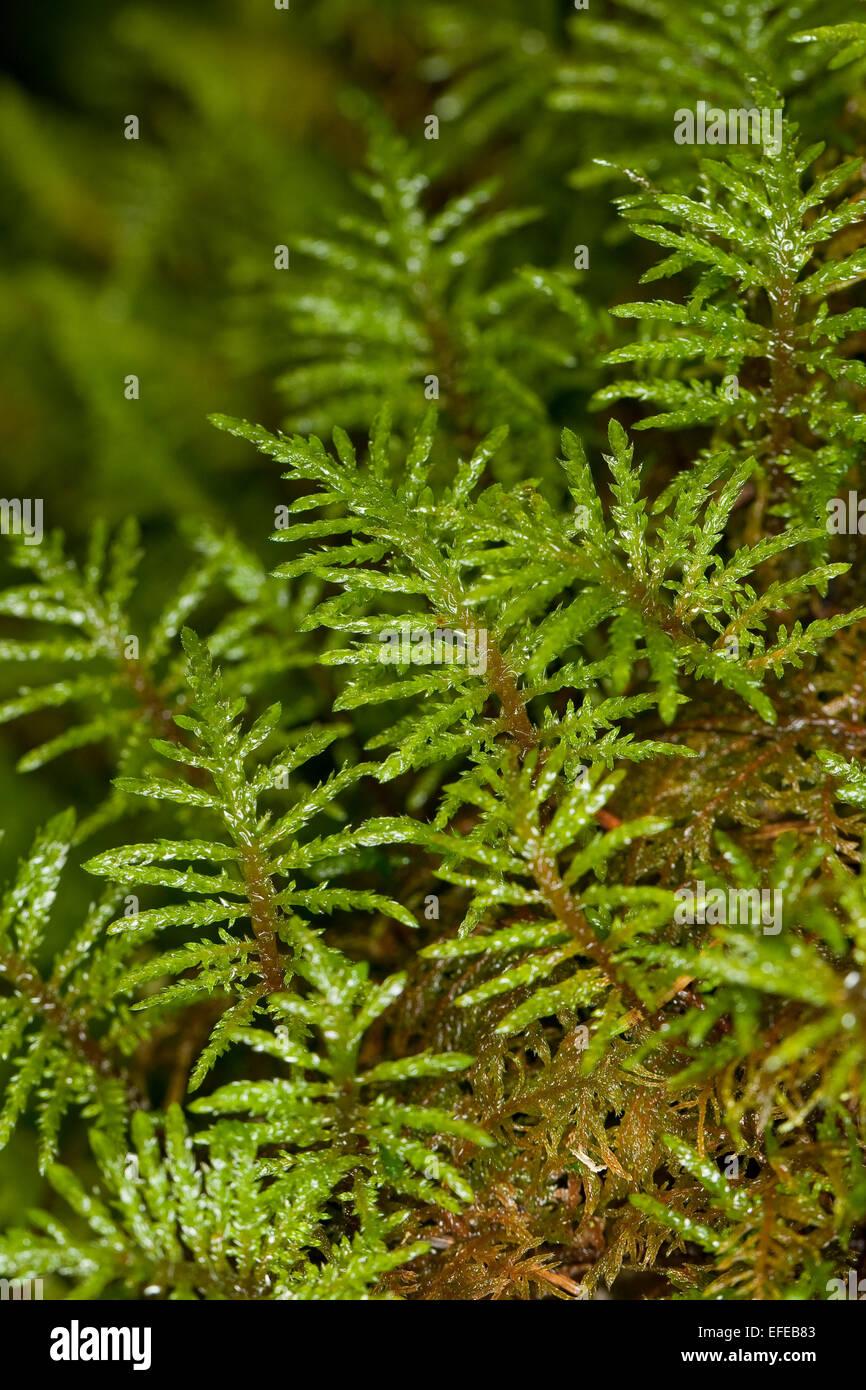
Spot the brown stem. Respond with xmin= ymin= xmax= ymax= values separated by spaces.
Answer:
xmin=1 ymin=950 xmax=134 ymax=1087
xmin=768 ymin=281 xmax=798 ymax=460
xmin=529 ymin=847 xmax=646 ymax=1016
xmin=752 ymin=273 xmax=800 ymax=548
xmin=481 ymin=628 xmax=648 ymax=1016
xmin=239 ymin=843 xmax=285 ymax=995
xmin=484 ymin=637 xmax=536 ymax=756
xmin=126 ymin=646 xmax=284 ymax=994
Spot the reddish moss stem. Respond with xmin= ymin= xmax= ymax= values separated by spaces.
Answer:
xmin=1 ymin=950 xmax=131 ymax=1085
xmin=126 ymin=650 xmax=284 ymax=994
xmin=530 ymin=848 xmax=646 ymax=1016
xmin=239 ymin=844 xmax=285 ymax=995
xmin=482 ymin=630 xmax=647 ymax=1015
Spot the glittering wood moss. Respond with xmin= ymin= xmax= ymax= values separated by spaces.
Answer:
xmin=1 ymin=0 xmax=866 ymax=1301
